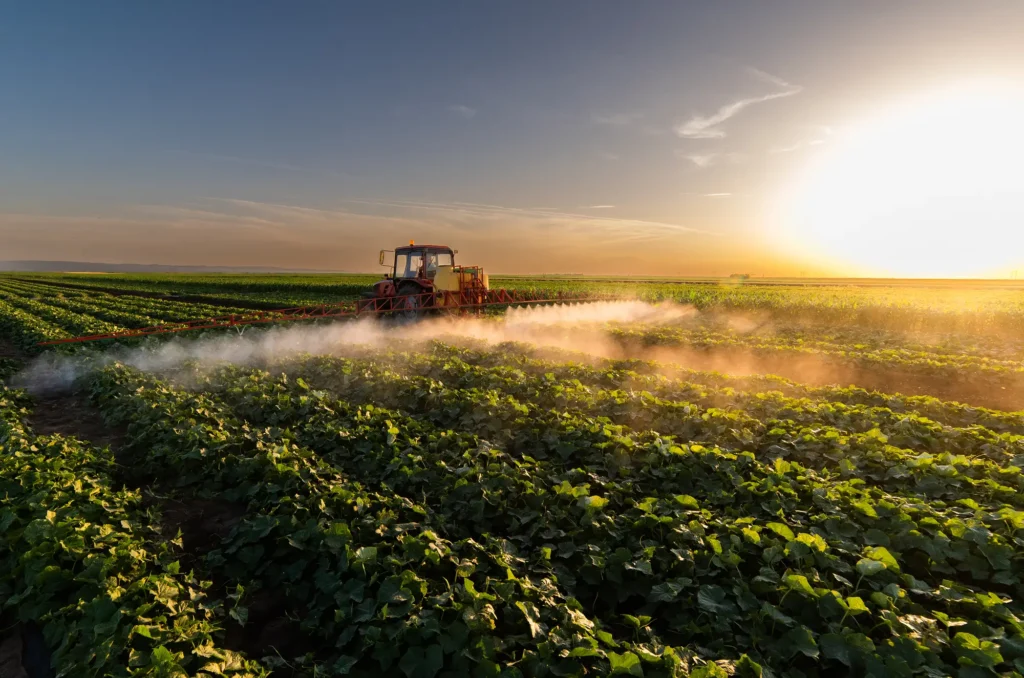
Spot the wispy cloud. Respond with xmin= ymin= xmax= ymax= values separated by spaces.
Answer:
xmin=704 ymin=193 xmax=732 ymax=197
xmin=591 ymin=112 xmax=644 ymax=127
xmin=331 ymin=198 xmax=710 ymax=238
xmin=448 ymin=104 xmax=477 ymax=119
xmin=162 ymin=150 xmax=354 ymax=179
xmin=675 ymin=69 xmax=802 ymax=139
xmin=683 ymin=153 xmax=717 ymax=168
xmin=678 ymin=151 xmax=745 ymax=168
xmin=597 ymin=151 xmax=619 ymax=161
xmin=581 ymin=205 xmax=615 ymax=209
xmin=0 ymin=196 xmax=718 ymax=272
xmin=769 ymin=125 xmax=832 ymax=154
xmin=769 ymin=138 xmax=825 ymax=154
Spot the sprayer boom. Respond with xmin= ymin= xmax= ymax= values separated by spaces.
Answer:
xmin=38 ymin=288 xmax=622 ymax=346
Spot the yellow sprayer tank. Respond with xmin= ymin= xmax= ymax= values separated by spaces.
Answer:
xmin=434 ymin=265 xmax=489 ymax=292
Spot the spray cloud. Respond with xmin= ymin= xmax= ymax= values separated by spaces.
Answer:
xmin=12 ymin=301 xmax=693 ymax=394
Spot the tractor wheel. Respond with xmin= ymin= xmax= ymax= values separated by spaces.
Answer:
xmin=396 ymin=282 xmax=428 ymax=320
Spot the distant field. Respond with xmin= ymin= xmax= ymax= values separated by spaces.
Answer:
xmin=3 ymin=272 xmax=1024 ymax=676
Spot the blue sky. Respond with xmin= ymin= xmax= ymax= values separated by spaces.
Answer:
xmin=2 ymin=2 xmax=1023 ymax=274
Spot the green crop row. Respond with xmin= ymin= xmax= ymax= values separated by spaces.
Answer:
xmin=0 ymin=385 xmax=267 ymax=677
xmin=7 ymin=273 xmax=376 ymax=308
xmin=607 ymin=325 xmax=1024 ymax=394
xmin=430 ymin=341 xmax=1024 ymax=435
xmin=0 ymin=279 xmax=272 ymax=321
xmin=497 ymin=280 xmax=1024 ymax=338
xmin=88 ymin=364 xmax=716 ymax=677
xmin=190 ymin=359 xmax=1024 ymax=676
xmin=0 ymin=299 xmax=71 ymax=352
xmin=7 ymin=272 xmax=1024 ymax=339
xmin=212 ymin=352 xmax=1022 ymax=514
xmin=0 ymin=291 xmax=125 ymax=338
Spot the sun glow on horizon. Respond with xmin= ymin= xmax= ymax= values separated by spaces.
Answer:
xmin=778 ymin=81 xmax=1024 ymax=278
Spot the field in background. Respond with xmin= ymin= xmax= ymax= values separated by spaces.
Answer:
xmin=2 ymin=272 xmax=1024 ymax=677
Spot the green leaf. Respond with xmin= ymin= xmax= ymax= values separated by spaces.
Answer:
xmin=131 ymin=625 xmax=154 ymax=639
xmin=692 ymin=665 xmax=728 ymax=678
xmin=648 ymin=580 xmax=687 ymax=603
xmin=333 ymin=656 xmax=358 ymax=674
xmin=579 ymin=495 xmax=609 ymax=511
xmin=856 ymin=558 xmax=886 ymax=577
xmin=229 ymin=604 xmax=249 ymax=626
xmin=354 ymin=546 xmax=378 ymax=564
xmin=399 ymin=645 xmax=444 ymax=678
xmin=863 ymin=546 xmax=900 ymax=572
xmin=783 ymin=574 xmax=816 ymax=597
xmin=569 ymin=647 xmax=603 ymax=658
xmin=150 ymin=646 xmax=182 ymax=667
xmin=674 ymin=494 xmax=699 ymax=509
xmin=735 ymin=654 xmax=763 ymax=678
xmin=780 ymin=625 xmax=819 ymax=659
xmin=697 ymin=585 xmax=734 ymax=614
xmin=795 ymin=532 xmax=827 ymax=552
xmin=821 ymin=632 xmax=875 ymax=666
xmin=952 ymin=632 xmax=1003 ymax=668
xmin=766 ymin=522 xmax=795 ymax=540
xmin=515 ymin=601 xmax=545 ymax=639
xmin=622 ymin=614 xmax=652 ymax=630
xmin=845 ymin=596 xmax=870 ymax=615
xmin=852 ymin=500 xmax=878 ymax=518
xmin=608 ymin=651 xmax=644 ymax=676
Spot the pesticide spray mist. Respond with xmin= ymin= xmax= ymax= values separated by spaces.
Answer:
xmin=12 ymin=300 xmax=695 ymax=394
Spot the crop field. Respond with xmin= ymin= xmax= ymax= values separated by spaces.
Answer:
xmin=3 ymin=273 xmax=1024 ymax=677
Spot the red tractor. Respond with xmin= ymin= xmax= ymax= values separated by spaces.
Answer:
xmin=37 ymin=242 xmax=613 ymax=346
xmin=359 ymin=241 xmax=490 ymax=317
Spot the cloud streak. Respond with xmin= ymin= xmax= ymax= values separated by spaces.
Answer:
xmin=679 ymin=151 xmax=745 ymax=168
xmin=675 ymin=69 xmax=802 ymax=139
xmin=769 ymin=138 xmax=825 ymax=154
xmin=331 ymin=198 xmax=711 ymax=237
xmin=448 ymin=104 xmax=477 ymax=119
xmin=162 ymin=150 xmax=354 ymax=179
xmin=0 ymin=196 xmax=719 ymax=275
xmin=591 ymin=112 xmax=644 ymax=126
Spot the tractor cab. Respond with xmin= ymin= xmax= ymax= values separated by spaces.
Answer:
xmin=362 ymin=241 xmax=488 ymax=315
xmin=388 ymin=244 xmax=455 ymax=281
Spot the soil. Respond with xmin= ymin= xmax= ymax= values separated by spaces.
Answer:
xmin=27 ymin=390 xmax=126 ymax=451
xmin=0 ymin=339 xmax=18 ymax=360
xmin=0 ymin=632 xmax=27 ymax=678
xmin=223 ymin=589 xmax=317 ymax=668
xmin=155 ymin=496 xmax=317 ymax=667
xmin=0 ymin=620 xmax=53 ymax=678
xmin=20 ymin=388 xmax=316 ymax=669
xmin=156 ymin=497 xmax=247 ymax=565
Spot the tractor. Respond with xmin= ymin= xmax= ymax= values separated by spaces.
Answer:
xmin=359 ymin=241 xmax=490 ymax=317
xmin=39 ymin=242 xmax=611 ymax=346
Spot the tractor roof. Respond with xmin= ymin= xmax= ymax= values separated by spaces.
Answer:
xmin=395 ymin=244 xmax=453 ymax=252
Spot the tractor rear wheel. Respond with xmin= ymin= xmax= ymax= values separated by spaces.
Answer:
xmin=396 ymin=282 xmax=428 ymax=319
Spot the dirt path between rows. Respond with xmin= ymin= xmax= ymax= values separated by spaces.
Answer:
xmin=0 ymin=338 xmax=21 ymax=362
xmin=28 ymin=390 xmax=125 ymax=450
xmin=22 ymin=387 xmax=312 ymax=670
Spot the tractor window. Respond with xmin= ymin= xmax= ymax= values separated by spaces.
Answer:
xmin=395 ymin=253 xmax=424 ymax=279
xmin=423 ymin=252 xmax=452 ymax=279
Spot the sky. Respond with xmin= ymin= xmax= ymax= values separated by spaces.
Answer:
xmin=2 ymin=1 xmax=1023 ymax=277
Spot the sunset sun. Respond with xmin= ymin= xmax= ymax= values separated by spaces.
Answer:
xmin=781 ymin=81 xmax=1024 ymax=277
